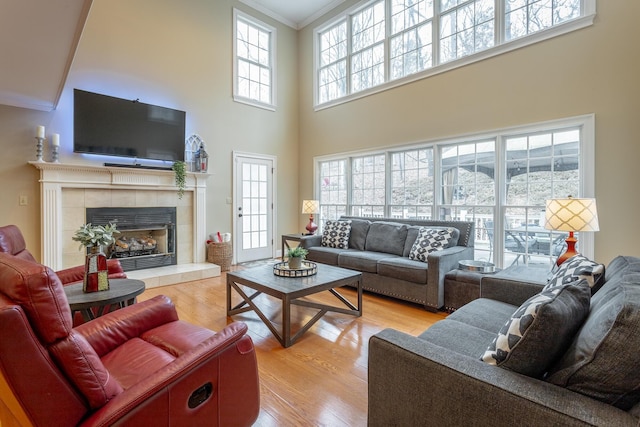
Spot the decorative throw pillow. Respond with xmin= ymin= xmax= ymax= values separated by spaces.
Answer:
xmin=546 ymin=279 xmax=640 ymax=410
xmin=481 ymin=282 xmax=591 ymax=378
xmin=321 ymin=220 xmax=352 ymax=249
xmin=545 ymin=254 xmax=604 ymax=291
xmin=408 ymin=227 xmax=455 ymax=263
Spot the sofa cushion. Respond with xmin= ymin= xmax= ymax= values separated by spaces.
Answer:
xmin=347 ymin=219 xmax=370 ymax=251
xmin=321 ymin=220 xmax=352 ymax=249
xmin=545 ymin=254 xmax=604 ymax=291
xmin=339 ymin=251 xmax=396 ymax=273
xmin=377 ymin=257 xmax=428 ymax=284
xmin=365 ymin=222 xmax=408 ymax=256
xmin=408 ymin=227 xmax=455 ymax=263
xmin=546 ymin=275 xmax=640 ymax=410
xmin=306 ymin=247 xmax=350 ymax=266
xmin=481 ymin=281 xmax=590 ymax=378
xmin=446 ymin=298 xmax=517 ymax=333
xmin=418 ymin=320 xmax=497 ymax=359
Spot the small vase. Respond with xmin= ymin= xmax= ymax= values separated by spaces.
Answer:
xmin=288 ymin=257 xmax=303 ymax=270
xmin=84 ymin=246 xmax=109 ymax=293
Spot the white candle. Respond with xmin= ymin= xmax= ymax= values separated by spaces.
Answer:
xmin=52 ymin=133 xmax=60 ymax=147
xmin=36 ymin=125 xmax=45 ymax=139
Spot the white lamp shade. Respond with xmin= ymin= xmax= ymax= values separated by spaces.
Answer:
xmin=301 ymin=200 xmax=319 ymax=214
xmin=544 ymin=198 xmax=599 ymax=232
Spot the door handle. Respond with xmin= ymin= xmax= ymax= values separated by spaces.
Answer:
xmin=238 ymin=214 xmax=243 ymax=217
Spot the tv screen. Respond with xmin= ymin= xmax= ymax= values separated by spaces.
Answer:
xmin=74 ymin=89 xmax=186 ymax=162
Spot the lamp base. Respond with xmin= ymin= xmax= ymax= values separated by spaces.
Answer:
xmin=305 ymin=215 xmax=317 ymax=235
xmin=556 ymin=232 xmax=578 ymax=266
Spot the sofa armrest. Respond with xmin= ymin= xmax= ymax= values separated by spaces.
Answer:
xmin=79 ymin=322 xmax=260 ymax=427
xmin=56 ymin=259 xmax=126 ymax=285
xmin=368 ymin=329 xmax=637 ymax=427
xmin=426 ymin=246 xmax=474 ymax=310
xmin=74 ymin=295 xmax=179 ymax=356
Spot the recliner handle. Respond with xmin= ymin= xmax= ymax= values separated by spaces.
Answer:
xmin=188 ymin=382 xmax=213 ymax=409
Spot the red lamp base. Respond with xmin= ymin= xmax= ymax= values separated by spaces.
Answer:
xmin=305 ymin=215 xmax=317 ymax=235
xmin=556 ymin=232 xmax=578 ymax=266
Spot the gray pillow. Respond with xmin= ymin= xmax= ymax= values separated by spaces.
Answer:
xmin=481 ymin=281 xmax=590 ymax=378
xmin=364 ymin=222 xmax=407 ymax=256
xmin=546 ymin=276 xmax=640 ymax=410
xmin=347 ymin=219 xmax=370 ymax=251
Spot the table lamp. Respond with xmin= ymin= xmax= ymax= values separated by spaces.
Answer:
xmin=301 ymin=200 xmax=319 ymax=235
xmin=544 ymin=197 xmax=599 ymax=266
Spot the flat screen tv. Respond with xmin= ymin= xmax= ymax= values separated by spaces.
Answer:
xmin=74 ymin=89 xmax=186 ymax=163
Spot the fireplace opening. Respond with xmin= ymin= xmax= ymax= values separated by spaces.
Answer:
xmin=86 ymin=207 xmax=177 ymax=272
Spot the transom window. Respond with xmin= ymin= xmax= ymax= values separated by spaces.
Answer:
xmin=233 ymin=9 xmax=276 ymax=110
xmin=314 ymin=0 xmax=592 ymax=108
xmin=315 ymin=115 xmax=594 ymax=268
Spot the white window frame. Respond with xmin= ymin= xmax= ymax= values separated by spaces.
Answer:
xmin=313 ymin=0 xmax=595 ymax=110
xmin=313 ymin=114 xmax=596 ymax=267
xmin=233 ymin=9 xmax=277 ymax=111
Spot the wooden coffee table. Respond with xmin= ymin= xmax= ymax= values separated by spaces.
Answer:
xmin=227 ymin=263 xmax=362 ymax=347
xmin=64 ymin=278 xmax=146 ymax=322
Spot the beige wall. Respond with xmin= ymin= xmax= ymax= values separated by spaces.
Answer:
xmin=1 ymin=1 xmax=638 ymax=266
xmin=298 ymin=1 xmax=640 ymax=265
xmin=0 ymin=0 xmax=299 ymax=260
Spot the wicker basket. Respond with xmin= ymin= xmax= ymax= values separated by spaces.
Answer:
xmin=207 ymin=241 xmax=232 ymax=271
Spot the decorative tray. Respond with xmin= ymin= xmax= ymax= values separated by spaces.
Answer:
xmin=458 ymin=260 xmax=496 ymax=273
xmin=273 ymin=261 xmax=318 ymax=277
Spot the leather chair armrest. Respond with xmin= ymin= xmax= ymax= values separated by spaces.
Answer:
xmin=79 ymin=322 xmax=259 ymax=427
xmin=74 ymin=295 xmax=179 ymax=356
xmin=56 ymin=259 xmax=126 ymax=285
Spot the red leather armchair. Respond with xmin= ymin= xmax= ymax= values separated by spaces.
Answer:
xmin=0 ymin=253 xmax=260 ymax=426
xmin=0 ymin=224 xmax=127 ymax=282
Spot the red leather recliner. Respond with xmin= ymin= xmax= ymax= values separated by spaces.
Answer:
xmin=0 ymin=224 xmax=127 ymax=283
xmin=0 ymin=253 xmax=260 ymax=426
xmin=0 ymin=224 xmax=127 ymax=325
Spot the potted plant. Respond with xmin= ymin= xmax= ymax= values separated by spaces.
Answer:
xmin=286 ymin=246 xmax=308 ymax=270
xmin=72 ymin=223 xmax=119 ymax=292
xmin=172 ymin=160 xmax=186 ymax=199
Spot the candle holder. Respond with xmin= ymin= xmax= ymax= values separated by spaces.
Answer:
xmin=51 ymin=145 xmax=60 ymax=163
xmin=35 ymin=137 xmax=45 ymax=162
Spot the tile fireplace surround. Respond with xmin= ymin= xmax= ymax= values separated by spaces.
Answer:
xmin=30 ymin=162 xmax=219 ymax=287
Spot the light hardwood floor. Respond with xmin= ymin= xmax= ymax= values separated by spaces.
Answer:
xmin=138 ymin=264 xmax=447 ymax=426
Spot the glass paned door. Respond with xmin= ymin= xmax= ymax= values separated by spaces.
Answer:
xmin=234 ymin=154 xmax=274 ymax=263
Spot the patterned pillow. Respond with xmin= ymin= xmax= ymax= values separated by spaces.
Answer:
xmin=481 ymin=282 xmax=591 ymax=377
xmin=408 ymin=227 xmax=455 ymax=263
xmin=321 ymin=220 xmax=352 ymax=249
xmin=545 ymin=254 xmax=605 ymax=291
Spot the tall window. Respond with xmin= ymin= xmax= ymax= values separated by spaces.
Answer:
xmin=315 ymin=115 xmax=594 ymax=268
xmin=315 ymin=0 xmax=592 ymax=107
xmin=234 ymin=10 xmax=276 ymax=110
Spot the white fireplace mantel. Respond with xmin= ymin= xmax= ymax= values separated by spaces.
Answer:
xmin=30 ymin=161 xmax=209 ymax=271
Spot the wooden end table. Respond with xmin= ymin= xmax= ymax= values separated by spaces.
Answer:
xmin=64 ymin=278 xmax=146 ymax=322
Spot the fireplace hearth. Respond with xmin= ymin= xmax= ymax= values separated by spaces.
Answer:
xmin=86 ymin=207 xmax=177 ymax=272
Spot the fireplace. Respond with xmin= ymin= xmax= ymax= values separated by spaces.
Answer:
xmin=86 ymin=207 xmax=177 ymax=272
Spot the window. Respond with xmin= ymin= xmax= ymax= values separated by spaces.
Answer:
xmin=233 ymin=9 xmax=276 ymax=110
xmin=315 ymin=115 xmax=594 ymax=268
xmin=314 ymin=0 xmax=593 ymax=108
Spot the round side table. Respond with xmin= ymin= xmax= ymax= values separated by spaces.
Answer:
xmin=64 ymin=278 xmax=146 ymax=323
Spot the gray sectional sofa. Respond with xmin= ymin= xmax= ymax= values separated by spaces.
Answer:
xmin=299 ymin=216 xmax=474 ymax=311
xmin=368 ymin=255 xmax=640 ymax=426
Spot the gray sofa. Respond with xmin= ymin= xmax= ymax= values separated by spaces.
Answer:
xmin=368 ymin=255 xmax=640 ymax=426
xmin=299 ymin=216 xmax=474 ymax=311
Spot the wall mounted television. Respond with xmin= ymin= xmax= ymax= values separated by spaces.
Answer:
xmin=73 ymin=89 xmax=186 ymax=163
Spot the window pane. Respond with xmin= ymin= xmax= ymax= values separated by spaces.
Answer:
xmin=235 ymin=13 xmax=274 ymax=106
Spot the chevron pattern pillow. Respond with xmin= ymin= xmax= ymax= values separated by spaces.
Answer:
xmin=408 ymin=227 xmax=455 ymax=263
xmin=481 ymin=282 xmax=590 ymax=377
xmin=545 ymin=254 xmax=604 ymax=290
xmin=321 ymin=220 xmax=352 ymax=249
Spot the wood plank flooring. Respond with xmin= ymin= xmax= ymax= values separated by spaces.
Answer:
xmin=138 ymin=264 xmax=447 ymax=426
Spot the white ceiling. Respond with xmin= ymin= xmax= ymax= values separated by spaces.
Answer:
xmin=239 ymin=0 xmax=345 ymax=29
xmin=0 ymin=0 xmax=343 ymax=112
